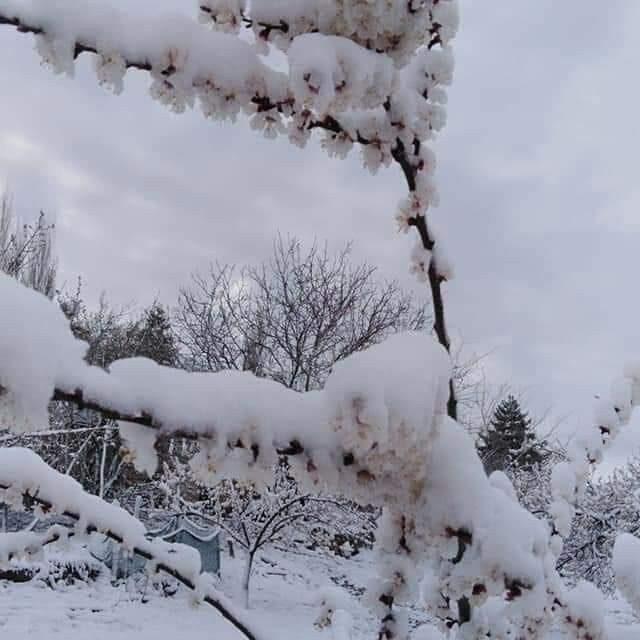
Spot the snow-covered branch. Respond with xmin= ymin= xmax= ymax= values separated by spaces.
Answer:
xmin=0 ymin=1 xmax=460 ymax=419
xmin=0 ymin=1 xmax=453 ymax=132
xmin=0 ymin=0 xmax=286 ymax=102
xmin=0 ymin=447 xmax=261 ymax=640
xmin=198 ymin=0 xmax=457 ymax=61
xmin=549 ymin=370 xmax=640 ymax=554
xmin=508 ymin=368 xmax=640 ymax=638
xmin=0 ymin=271 xmax=453 ymax=497
xmin=0 ymin=272 xmax=557 ymax=636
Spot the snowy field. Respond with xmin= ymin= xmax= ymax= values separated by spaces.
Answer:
xmin=0 ymin=548 xmax=409 ymax=639
xmin=1 ymin=547 xmax=639 ymax=639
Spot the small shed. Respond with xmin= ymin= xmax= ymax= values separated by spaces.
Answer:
xmin=149 ymin=515 xmax=221 ymax=575
xmin=90 ymin=538 xmax=147 ymax=580
xmin=90 ymin=514 xmax=221 ymax=578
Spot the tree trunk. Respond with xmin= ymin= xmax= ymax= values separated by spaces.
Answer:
xmin=243 ymin=548 xmax=256 ymax=609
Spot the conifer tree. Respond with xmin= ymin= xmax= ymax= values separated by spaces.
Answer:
xmin=134 ymin=303 xmax=178 ymax=367
xmin=477 ymin=395 xmax=543 ymax=474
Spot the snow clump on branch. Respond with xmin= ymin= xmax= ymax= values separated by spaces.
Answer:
xmin=0 ymin=0 xmax=460 ymax=282
xmin=0 ymin=273 xmax=87 ymax=432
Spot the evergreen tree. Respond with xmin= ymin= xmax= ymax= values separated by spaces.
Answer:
xmin=132 ymin=302 xmax=178 ymax=367
xmin=477 ymin=395 xmax=543 ymax=474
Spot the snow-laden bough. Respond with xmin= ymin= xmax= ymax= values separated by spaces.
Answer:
xmin=0 ymin=273 xmax=557 ymax=638
xmin=0 ymin=0 xmax=461 ymax=420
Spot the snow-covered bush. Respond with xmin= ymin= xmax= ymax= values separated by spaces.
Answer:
xmin=38 ymin=549 xmax=103 ymax=588
xmin=557 ymin=459 xmax=640 ymax=594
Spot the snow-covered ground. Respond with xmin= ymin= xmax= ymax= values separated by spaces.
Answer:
xmin=0 ymin=546 xmax=639 ymax=639
xmin=0 ymin=546 xmax=395 ymax=639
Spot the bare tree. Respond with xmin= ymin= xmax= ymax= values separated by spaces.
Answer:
xmin=174 ymin=237 xmax=422 ymax=608
xmin=0 ymin=192 xmax=56 ymax=297
xmin=156 ymin=459 xmax=375 ymax=609
xmin=176 ymin=236 xmax=427 ymax=390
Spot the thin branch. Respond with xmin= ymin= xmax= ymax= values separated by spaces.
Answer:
xmin=0 ymin=423 xmax=116 ymax=444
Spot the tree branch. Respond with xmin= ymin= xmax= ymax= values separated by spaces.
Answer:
xmin=0 ymin=479 xmax=260 ymax=640
xmin=0 ymin=14 xmax=154 ymax=71
xmin=0 ymin=7 xmax=456 ymax=421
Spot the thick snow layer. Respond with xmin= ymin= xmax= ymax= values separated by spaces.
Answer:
xmin=0 ymin=273 xmax=87 ymax=432
xmin=288 ymin=34 xmax=394 ymax=115
xmin=488 ymin=470 xmax=518 ymax=502
xmin=0 ymin=530 xmax=44 ymax=564
xmin=561 ymin=581 xmax=607 ymax=640
xmin=0 ymin=575 xmax=255 ymax=639
xmin=0 ymin=547 xmax=396 ymax=639
xmin=320 ymin=331 xmax=450 ymax=503
xmin=2 ymin=0 xmax=284 ymax=100
xmin=423 ymin=418 xmax=550 ymax=602
xmin=0 ymin=276 xmax=451 ymax=495
xmin=118 ymin=422 xmax=159 ymax=478
xmin=0 ymin=447 xmax=143 ymax=541
xmin=201 ymin=0 xmax=460 ymax=62
xmin=0 ymin=448 xmax=201 ymax=581
xmin=614 ymin=534 xmax=640 ymax=614
xmin=0 ymin=544 xmax=638 ymax=639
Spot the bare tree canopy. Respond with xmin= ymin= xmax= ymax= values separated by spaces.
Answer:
xmin=175 ymin=236 xmax=427 ymax=391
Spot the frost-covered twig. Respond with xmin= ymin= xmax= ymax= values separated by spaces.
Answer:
xmin=0 ymin=424 xmax=116 ymax=444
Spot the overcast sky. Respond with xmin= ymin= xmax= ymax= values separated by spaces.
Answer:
xmin=1 ymin=2 xmax=639 ymax=462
